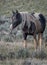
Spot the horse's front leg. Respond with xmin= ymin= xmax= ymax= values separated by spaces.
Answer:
xmin=33 ymin=34 xmax=38 ymax=52
xmin=23 ymin=33 xmax=27 ymax=48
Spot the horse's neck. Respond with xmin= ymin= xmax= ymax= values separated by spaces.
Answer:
xmin=20 ymin=12 xmax=34 ymax=26
xmin=20 ymin=12 xmax=28 ymax=22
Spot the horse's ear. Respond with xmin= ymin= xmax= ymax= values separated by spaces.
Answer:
xmin=12 ymin=10 xmax=16 ymax=14
xmin=16 ymin=10 xmax=19 ymax=14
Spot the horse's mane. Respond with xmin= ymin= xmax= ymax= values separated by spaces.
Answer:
xmin=20 ymin=12 xmax=28 ymax=14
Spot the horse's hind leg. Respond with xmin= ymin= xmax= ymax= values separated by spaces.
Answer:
xmin=34 ymin=34 xmax=38 ymax=52
xmin=38 ymin=33 xmax=43 ymax=51
xmin=23 ymin=33 xmax=27 ymax=48
xmin=38 ymin=34 xmax=40 ymax=48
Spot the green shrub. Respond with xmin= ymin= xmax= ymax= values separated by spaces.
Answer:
xmin=15 ymin=48 xmax=30 ymax=59
xmin=0 ymin=54 xmax=6 ymax=60
xmin=32 ymin=50 xmax=47 ymax=59
xmin=8 ymin=52 xmax=15 ymax=59
xmin=22 ymin=60 xmax=31 ymax=65
xmin=2 ymin=35 xmax=14 ymax=42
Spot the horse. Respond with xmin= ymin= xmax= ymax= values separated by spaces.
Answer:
xmin=10 ymin=10 xmax=46 ymax=51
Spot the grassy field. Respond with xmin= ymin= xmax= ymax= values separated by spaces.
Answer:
xmin=0 ymin=41 xmax=47 ymax=65
xmin=0 ymin=0 xmax=47 ymax=65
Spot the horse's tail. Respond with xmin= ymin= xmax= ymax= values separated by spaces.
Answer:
xmin=39 ymin=14 xmax=46 ymax=33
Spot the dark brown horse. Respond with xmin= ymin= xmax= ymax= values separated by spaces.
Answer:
xmin=10 ymin=10 xmax=46 ymax=51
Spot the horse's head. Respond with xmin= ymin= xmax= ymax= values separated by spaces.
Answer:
xmin=10 ymin=10 xmax=22 ymax=33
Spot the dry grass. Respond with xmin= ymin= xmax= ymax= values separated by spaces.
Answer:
xmin=0 ymin=41 xmax=47 ymax=65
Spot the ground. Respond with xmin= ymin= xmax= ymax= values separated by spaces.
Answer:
xmin=0 ymin=40 xmax=47 ymax=65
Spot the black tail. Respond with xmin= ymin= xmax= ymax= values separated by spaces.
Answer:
xmin=39 ymin=14 xmax=46 ymax=33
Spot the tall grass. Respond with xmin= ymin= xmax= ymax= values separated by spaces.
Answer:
xmin=0 ymin=0 xmax=47 ymax=16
